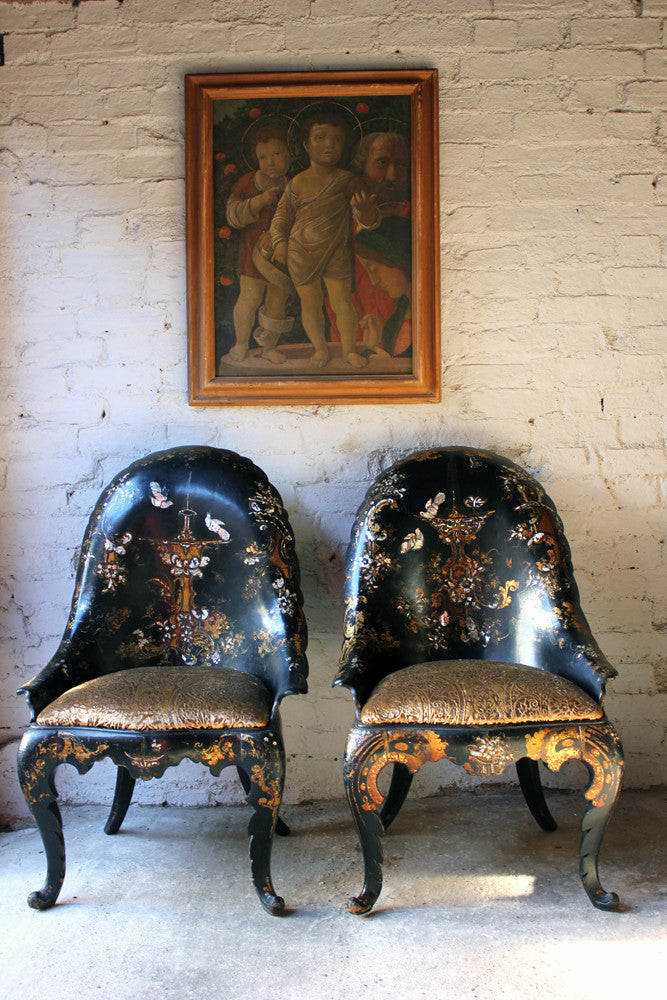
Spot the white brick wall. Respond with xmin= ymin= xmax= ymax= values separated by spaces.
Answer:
xmin=0 ymin=0 xmax=665 ymax=822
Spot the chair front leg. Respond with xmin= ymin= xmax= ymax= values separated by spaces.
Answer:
xmin=579 ymin=722 xmax=624 ymax=911
xmin=343 ymin=727 xmax=389 ymax=914
xmin=236 ymin=764 xmax=290 ymax=836
xmin=239 ymin=732 xmax=286 ymax=915
xmin=17 ymin=728 xmax=66 ymax=910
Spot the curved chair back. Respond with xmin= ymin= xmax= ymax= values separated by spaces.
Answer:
xmin=336 ymin=447 xmax=613 ymax=707
xmin=56 ymin=446 xmax=307 ymax=715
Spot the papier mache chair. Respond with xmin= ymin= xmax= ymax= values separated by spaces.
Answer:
xmin=335 ymin=447 xmax=623 ymax=914
xmin=17 ymin=446 xmax=308 ymax=915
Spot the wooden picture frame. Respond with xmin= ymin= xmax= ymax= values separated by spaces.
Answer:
xmin=185 ymin=69 xmax=440 ymax=406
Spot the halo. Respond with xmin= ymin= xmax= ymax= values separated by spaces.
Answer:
xmin=288 ymin=100 xmax=364 ymax=169
xmin=356 ymin=115 xmax=410 ymax=141
xmin=240 ymin=113 xmax=297 ymax=173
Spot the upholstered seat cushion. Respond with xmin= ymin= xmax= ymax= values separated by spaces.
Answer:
xmin=359 ymin=660 xmax=603 ymax=727
xmin=36 ymin=665 xmax=273 ymax=731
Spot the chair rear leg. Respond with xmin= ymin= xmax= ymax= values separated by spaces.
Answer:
xmin=516 ymin=757 xmax=557 ymax=832
xmin=104 ymin=766 xmax=136 ymax=835
xmin=17 ymin=729 xmax=66 ymax=910
xmin=380 ymin=762 xmax=413 ymax=831
xmin=237 ymin=765 xmax=289 ymax=836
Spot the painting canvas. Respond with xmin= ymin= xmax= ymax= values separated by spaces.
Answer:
xmin=186 ymin=70 xmax=440 ymax=405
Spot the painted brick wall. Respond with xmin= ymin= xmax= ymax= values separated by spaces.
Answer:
xmin=0 ymin=0 xmax=665 ymax=822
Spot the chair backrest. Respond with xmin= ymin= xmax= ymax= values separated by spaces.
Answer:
xmin=336 ymin=447 xmax=614 ymax=707
xmin=59 ymin=446 xmax=308 ymax=710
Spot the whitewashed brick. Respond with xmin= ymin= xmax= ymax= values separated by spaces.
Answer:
xmin=473 ymin=19 xmax=518 ymax=50
xmin=463 ymin=51 xmax=553 ymax=80
xmin=517 ymin=19 xmax=567 ymax=50
xmin=645 ymin=49 xmax=667 ymax=77
xmin=624 ymin=80 xmax=667 ymax=108
xmin=77 ymin=59 xmax=169 ymax=92
xmin=554 ymin=266 xmax=605 ymax=296
xmin=606 ymin=110 xmax=653 ymax=140
xmin=49 ymin=25 xmax=138 ymax=59
xmin=603 ymin=266 xmax=667 ymax=296
xmin=231 ymin=23 xmax=286 ymax=53
xmin=312 ymin=0 xmax=392 ymax=16
xmin=570 ymin=17 xmax=663 ymax=49
xmin=555 ymin=48 xmax=644 ymax=80
xmin=569 ymin=80 xmax=620 ymax=110
xmin=135 ymin=23 xmax=233 ymax=56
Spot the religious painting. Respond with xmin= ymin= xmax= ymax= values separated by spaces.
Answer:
xmin=185 ymin=70 xmax=440 ymax=405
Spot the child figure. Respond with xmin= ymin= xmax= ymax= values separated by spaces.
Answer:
xmin=226 ymin=124 xmax=293 ymax=363
xmin=270 ymin=110 xmax=377 ymax=368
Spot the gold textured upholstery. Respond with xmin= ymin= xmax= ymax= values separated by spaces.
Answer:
xmin=360 ymin=660 xmax=604 ymax=727
xmin=36 ymin=666 xmax=273 ymax=731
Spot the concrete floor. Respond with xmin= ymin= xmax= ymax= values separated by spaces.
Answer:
xmin=1 ymin=789 xmax=665 ymax=1000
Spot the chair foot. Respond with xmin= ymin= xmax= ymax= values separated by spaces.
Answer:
xmin=28 ymin=888 xmax=58 ymax=911
xmin=347 ymin=891 xmax=378 ymax=915
xmin=259 ymin=890 xmax=286 ymax=916
xmin=588 ymin=888 xmax=621 ymax=912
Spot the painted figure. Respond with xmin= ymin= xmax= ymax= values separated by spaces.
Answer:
xmin=328 ymin=129 xmax=411 ymax=347
xmin=352 ymin=130 xmax=411 ymax=219
xmin=355 ymin=215 xmax=412 ymax=358
xmin=270 ymin=109 xmax=377 ymax=368
xmin=226 ymin=124 xmax=293 ymax=363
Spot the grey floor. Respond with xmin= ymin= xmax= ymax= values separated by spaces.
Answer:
xmin=1 ymin=789 xmax=665 ymax=1000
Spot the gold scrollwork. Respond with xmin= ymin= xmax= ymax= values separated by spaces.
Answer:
xmin=360 ymin=730 xmax=449 ymax=810
xmin=196 ymin=738 xmax=236 ymax=769
xmin=524 ymin=726 xmax=582 ymax=772
xmin=250 ymin=763 xmax=281 ymax=813
xmin=57 ymin=734 xmax=110 ymax=765
xmin=21 ymin=734 xmax=111 ymax=805
xmin=524 ymin=722 xmax=622 ymax=809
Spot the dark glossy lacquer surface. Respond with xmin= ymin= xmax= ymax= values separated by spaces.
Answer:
xmin=336 ymin=447 xmax=623 ymax=915
xmin=17 ymin=446 xmax=308 ymax=915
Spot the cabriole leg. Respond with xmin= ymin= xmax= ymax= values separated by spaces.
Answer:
xmin=579 ymin=724 xmax=624 ymax=911
xmin=516 ymin=756 xmax=557 ymax=832
xmin=17 ymin=729 xmax=66 ymax=910
xmin=237 ymin=764 xmax=290 ymax=837
xmin=241 ymin=736 xmax=286 ymax=915
xmin=343 ymin=728 xmax=388 ymax=915
xmin=104 ymin=766 xmax=136 ymax=835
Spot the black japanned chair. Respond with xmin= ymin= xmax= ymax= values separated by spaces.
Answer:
xmin=17 ymin=446 xmax=308 ymax=914
xmin=335 ymin=447 xmax=623 ymax=914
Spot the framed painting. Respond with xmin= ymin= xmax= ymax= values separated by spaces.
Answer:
xmin=185 ymin=69 xmax=440 ymax=405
